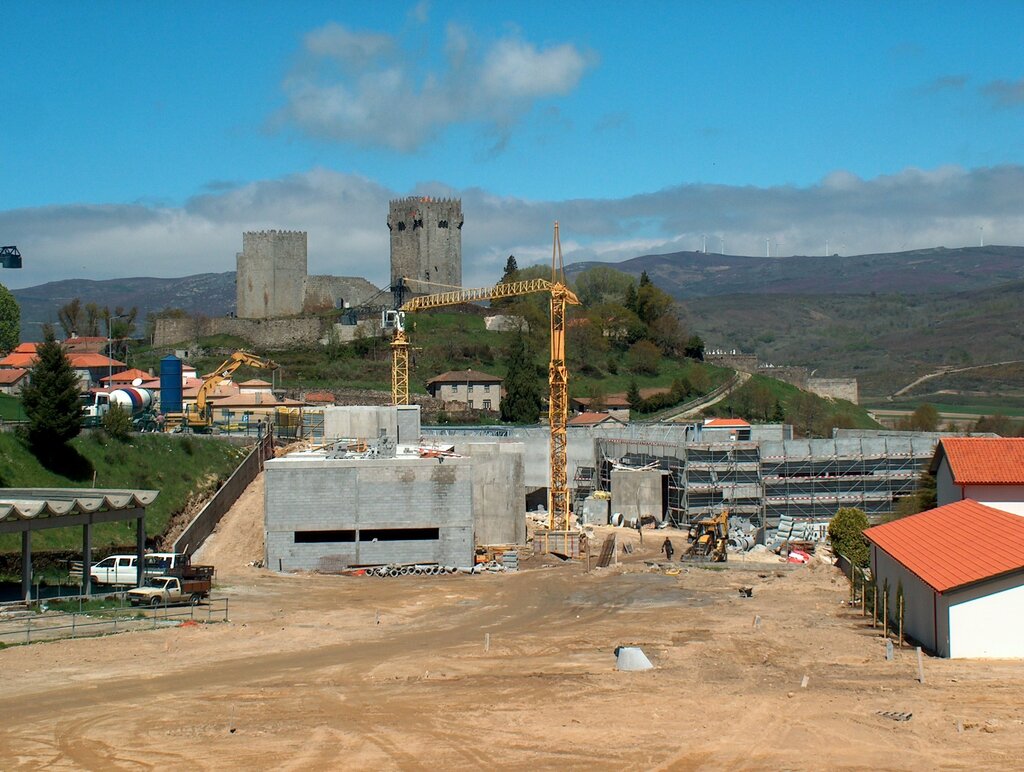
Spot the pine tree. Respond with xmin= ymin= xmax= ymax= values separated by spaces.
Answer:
xmin=21 ymin=331 xmax=82 ymax=451
xmin=500 ymin=255 xmax=519 ymax=283
xmin=626 ymin=379 xmax=643 ymax=411
xmin=500 ymin=332 xmax=542 ymax=423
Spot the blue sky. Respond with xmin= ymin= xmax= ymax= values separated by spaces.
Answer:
xmin=3 ymin=1 xmax=1024 ymax=288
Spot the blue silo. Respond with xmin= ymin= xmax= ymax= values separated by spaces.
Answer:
xmin=160 ymin=355 xmax=183 ymax=415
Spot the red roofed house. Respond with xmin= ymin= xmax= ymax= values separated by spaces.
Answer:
xmin=0 ymin=368 xmax=29 ymax=395
xmin=864 ymin=499 xmax=1024 ymax=658
xmin=568 ymin=411 xmax=627 ymax=428
xmin=930 ymin=437 xmax=1024 ymax=516
xmin=702 ymin=417 xmax=752 ymax=442
xmin=426 ymin=369 xmax=503 ymax=412
xmin=99 ymin=368 xmax=152 ymax=387
xmin=1 ymin=344 xmax=127 ymax=390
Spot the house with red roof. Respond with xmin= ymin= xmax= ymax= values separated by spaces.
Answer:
xmin=426 ymin=369 xmax=503 ymax=412
xmin=930 ymin=437 xmax=1024 ymax=516
xmin=864 ymin=499 xmax=1024 ymax=658
xmin=0 ymin=368 xmax=29 ymax=395
xmin=702 ymin=417 xmax=752 ymax=442
xmin=567 ymin=411 xmax=627 ymax=428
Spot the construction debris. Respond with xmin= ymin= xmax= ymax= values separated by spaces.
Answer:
xmin=615 ymin=646 xmax=654 ymax=671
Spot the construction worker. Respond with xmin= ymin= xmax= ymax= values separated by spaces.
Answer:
xmin=661 ymin=537 xmax=675 ymax=561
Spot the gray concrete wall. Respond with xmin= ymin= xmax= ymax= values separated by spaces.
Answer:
xmin=611 ymin=469 xmax=665 ymax=523
xmin=237 ymin=230 xmax=308 ymax=319
xmin=322 ymin=405 xmax=421 ymax=442
xmin=388 ymin=197 xmax=462 ymax=287
xmin=264 ymin=455 xmax=473 ymax=571
xmin=454 ymin=441 xmax=526 ymax=545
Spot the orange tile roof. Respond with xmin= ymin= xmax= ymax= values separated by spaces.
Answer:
xmin=705 ymin=418 xmax=751 ymax=427
xmin=13 ymin=343 xmax=38 ymax=353
xmin=304 ymin=390 xmax=335 ymax=403
xmin=0 ymin=368 xmax=28 ymax=384
xmin=0 ymin=352 xmax=37 ymax=368
xmin=100 ymin=368 xmax=151 ymax=384
xmin=568 ymin=411 xmax=626 ymax=426
xmin=931 ymin=437 xmax=1024 ymax=485
xmin=68 ymin=353 xmax=127 ymax=368
xmin=864 ymin=499 xmax=1024 ymax=593
xmin=239 ymin=379 xmax=273 ymax=387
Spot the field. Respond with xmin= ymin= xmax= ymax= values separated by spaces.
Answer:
xmin=2 ymin=532 xmax=1023 ymax=769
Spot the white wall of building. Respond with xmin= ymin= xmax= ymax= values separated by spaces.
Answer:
xmin=871 ymin=544 xmax=940 ymax=655
xmin=944 ymin=571 xmax=1024 ymax=658
xmin=934 ymin=457 xmax=1024 ymax=515
xmin=934 ymin=457 xmax=960 ymax=507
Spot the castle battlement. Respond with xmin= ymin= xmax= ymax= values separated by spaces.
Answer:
xmin=243 ymin=230 xmax=307 ymax=238
xmin=388 ymin=197 xmax=462 ymax=287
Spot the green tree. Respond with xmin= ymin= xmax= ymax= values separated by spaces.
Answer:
xmin=57 ymin=298 xmax=83 ymax=338
xmin=627 ymin=340 xmax=661 ymax=375
xmin=20 ymin=331 xmax=82 ymax=452
xmin=828 ymin=507 xmax=870 ymax=568
xmin=683 ymin=334 xmax=705 ymax=360
xmin=500 ymin=332 xmax=542 ymax=423
xmin=0 ymin=282 xmax=19 ymax=353
xmin=101 ymin=403 xmax=134 ymax=441
xmin=626 ymin=379 xmax=642 ymax=411
xmin=573 ymin=266 xmax=634 ymax=307
xmin=634 ymin=283 xmax=673 ymax=326
xmin=500 ymin=254 xmax=519 ymax=282
xmin=906 ymin=403 xmax=939 ymax=432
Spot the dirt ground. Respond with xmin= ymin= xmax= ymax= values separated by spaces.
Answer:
xmin=3 ymin=491 xmax=1024 ymax=769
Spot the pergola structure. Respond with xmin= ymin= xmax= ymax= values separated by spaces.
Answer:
xmin=0 ymin=488 xmax=159 ymax=600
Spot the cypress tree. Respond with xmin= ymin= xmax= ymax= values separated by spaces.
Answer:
xmin=21 ymin=331 xmax=82 ymax=452
xmin=0 ymin=282 xmax=19 ymax=354
xmin=500 ymin=332 xmax=542 ymax=423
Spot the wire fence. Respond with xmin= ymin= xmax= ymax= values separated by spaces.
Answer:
xmin=0 ymin=597 xmax=229 ymax=646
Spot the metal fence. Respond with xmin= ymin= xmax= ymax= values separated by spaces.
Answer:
xmin=172 ymin=430 xmax=274 ymax=555
xmin=0 ymin=597 xmax=229 ymax=646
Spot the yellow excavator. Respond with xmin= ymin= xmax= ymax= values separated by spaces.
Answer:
xmin=683 ymin=510 xmax=729 ymax=562
xmin=175 ymin=351 xmax=278 ymax=432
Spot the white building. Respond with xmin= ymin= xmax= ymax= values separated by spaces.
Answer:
xmin=426 ymin=369 xmax=503 ymax=412
xmin=930 ymin=437 xmax=1024 ymax=516
xmin=864 ymin=499 xmax=1024 ymax=658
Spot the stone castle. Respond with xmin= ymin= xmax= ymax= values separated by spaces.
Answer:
xmin=154 ymin=199 xmax=464 ymax=349
xmin=388 ymin=197 xmax=462 ymax=290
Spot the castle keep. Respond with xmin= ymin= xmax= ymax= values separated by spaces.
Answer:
xmin=388 ymin=197 xmax=462 ymax=289
xmin=236 ymin=230 xmax=378 ymax=319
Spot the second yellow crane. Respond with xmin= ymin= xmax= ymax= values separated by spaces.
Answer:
xmin=390 ymin=223 xmax=579 ymax=530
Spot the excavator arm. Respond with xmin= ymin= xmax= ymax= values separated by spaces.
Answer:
xmin=194 ymin=351 xmax=278 ymax=417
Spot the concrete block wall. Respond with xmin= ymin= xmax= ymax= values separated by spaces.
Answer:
xmin=611 ymin=469 xmax=665 ymax=523
xmin=264 ymin=455 xmax=473 ymax=571
xmin=322 ymin=405 xmax=421 ymax=443
xmin=454 ymin=441 xmax=526 ymax=545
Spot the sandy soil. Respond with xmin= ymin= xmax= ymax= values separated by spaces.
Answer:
xmin=3 ymin=515 xmax=1024 ymax=769
xmin=193 ymin=472 xmax=265 ymax=570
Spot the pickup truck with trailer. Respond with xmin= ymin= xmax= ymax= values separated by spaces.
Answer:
xmin=127 ymin=573 xmax=212 ymax=606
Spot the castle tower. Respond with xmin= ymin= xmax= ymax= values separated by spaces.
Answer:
xmin=236 ymin=230 xmax=307 ymax=319
xmin=388 ymin=197 xmax=462 ymax=291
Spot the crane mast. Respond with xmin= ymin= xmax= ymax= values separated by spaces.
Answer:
xmin=391 ymin=223 xmax=579 ymax=530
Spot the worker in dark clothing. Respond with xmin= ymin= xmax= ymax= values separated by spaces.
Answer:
xmin=662 ymin=537 xmax=675 ymax=561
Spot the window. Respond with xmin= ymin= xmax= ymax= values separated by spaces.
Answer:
xmin=438 ymin=219 xmax=448 ymax=228
xmin=397 ymin=221 xmax=406 ymax=231
xmin=295 ymin=530 xmax=356 ymax=543
xmin=483 ymin=399 xmax=492 ymax=410
xmin=452 ymin=384 xmax=458 ymax=392
xmin=360 ymin=528 xmax=439 ymax=541
xmin=484 ymin=384 xmax=490 ymax=392
xmin=468 ymin=384 xmax=474 ymax=392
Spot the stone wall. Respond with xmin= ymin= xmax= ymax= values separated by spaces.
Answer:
xmin=388 ymin=197 xmax=462 ymax=288
xmin=154 ymin=316 xmax=323 ymax=350
xmin=303 ymin=275 xmax=380 ymax=313
xmin=806 ymin=377 xmax=859 ymax=404
xmin=707 ymin=353 xmax=759 ymax=373
xmin=759 ymin=365 xmax=810 ymax=388
xmin=237 ymin=230 xmax=308 ymax=319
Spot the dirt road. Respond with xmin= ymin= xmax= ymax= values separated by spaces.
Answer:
xmin=2 ymin=542 xmax=1024 ymax=770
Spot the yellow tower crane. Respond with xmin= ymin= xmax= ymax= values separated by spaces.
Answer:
xmin=390 ymin=223 xmax=579 ymax=530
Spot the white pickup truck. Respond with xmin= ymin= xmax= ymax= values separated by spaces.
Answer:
xmin=73 ymin=552 xmax=193 ymax=587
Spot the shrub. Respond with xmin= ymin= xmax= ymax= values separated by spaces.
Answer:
xmin=101 ymin=404 xmax=134 ymax=442
xmin=828 ymin=507 xmax=870 ymax=568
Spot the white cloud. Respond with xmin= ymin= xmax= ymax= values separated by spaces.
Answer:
xmin=4 ymin=165 xmax=1024 ymax=292
xmin=277 ymin=22 xmax=594 ymax=151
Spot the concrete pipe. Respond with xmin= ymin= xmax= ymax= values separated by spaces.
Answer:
xmin=610 ymin=513 xmax=624 ymax=528
xmin=388 ymin=568 xmax=400 ymax=577
xmin=431 ymin=566 xmax=442 ymax=575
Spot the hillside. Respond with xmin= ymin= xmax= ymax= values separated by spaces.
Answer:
xmin=566 ymin=245 xmax=1024 ymax=298
xmin=12 ymin=272 xmax=235 ymax=341
xmin=687 ymin=279 xmax=1024 ymax=398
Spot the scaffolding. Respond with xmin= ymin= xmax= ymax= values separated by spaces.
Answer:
xmin=595 ymin=434 xmax=937 ymax=528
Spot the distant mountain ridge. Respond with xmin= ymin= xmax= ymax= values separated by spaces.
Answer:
xmin=565 ymin=245 xmax=1024 ymax=299
xmin=12 ymin=272 xmax=235 ymax=341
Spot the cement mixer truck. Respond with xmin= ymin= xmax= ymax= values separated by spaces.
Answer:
xmin=81 ymin=387 xmax=159 ymax=431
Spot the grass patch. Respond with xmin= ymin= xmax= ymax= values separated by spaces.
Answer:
xmin=0 ymin=393 xmax=26 ymax=421
xmin=0 ymin=432 xmax=248 ymax=552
